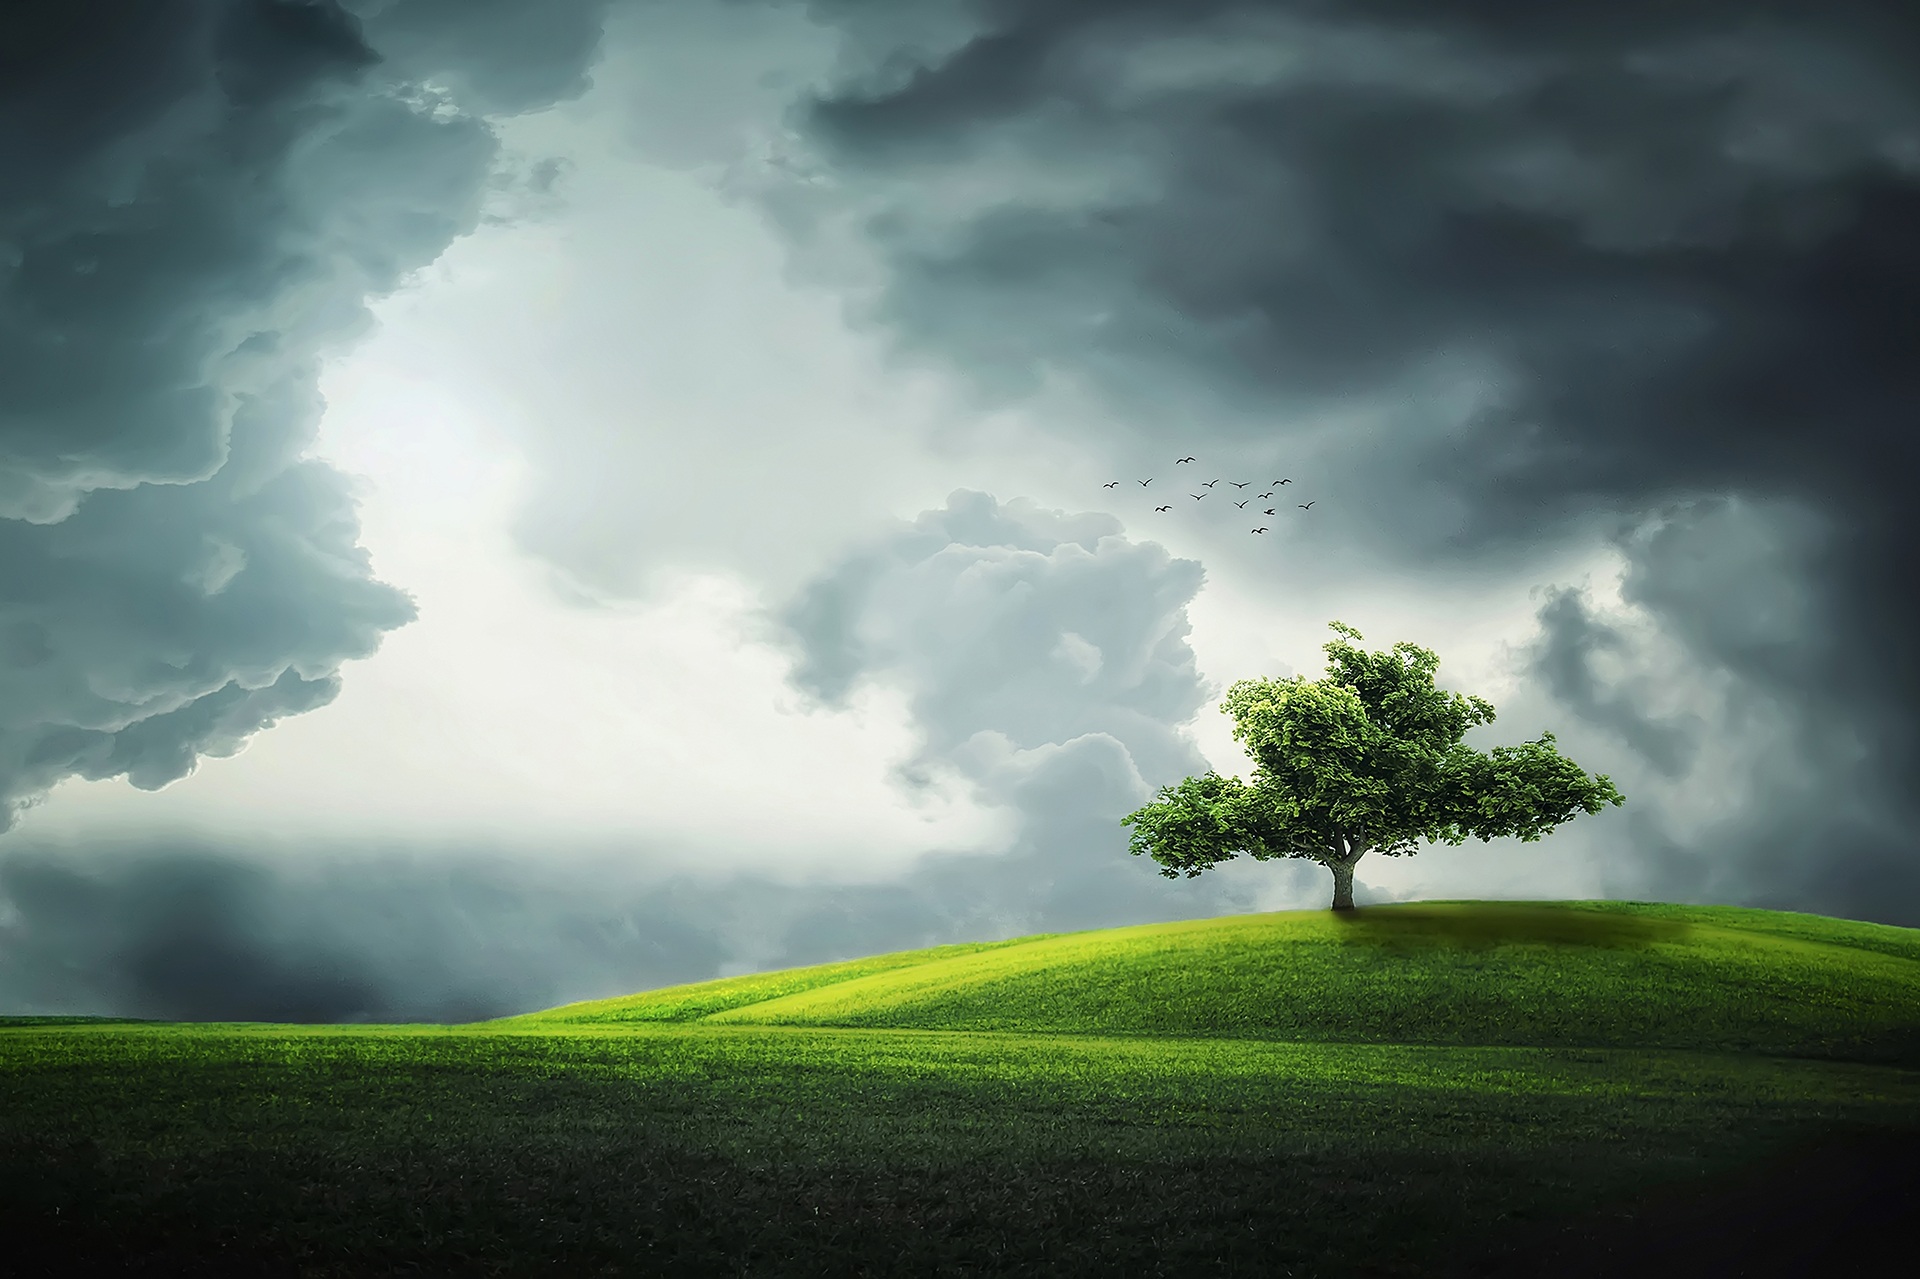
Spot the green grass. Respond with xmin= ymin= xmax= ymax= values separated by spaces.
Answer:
xmin=5 ymin=900 xmax=1918 ymax=1276
xmin=516 ymin=900 xmax=1920 ymax=1064
xmin=519 ymin=932 xmax=1065 ymax=1024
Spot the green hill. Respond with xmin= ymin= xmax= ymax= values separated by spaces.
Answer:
xmin=9 ymin=899 xmax=1920 ymax=1276
xmin=510 ymin=900 xmax=1920 ymax=1064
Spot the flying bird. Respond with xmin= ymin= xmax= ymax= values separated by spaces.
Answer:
xmin=1258 ymin=492 xmax=1273 ymax=499
xmin=1176 ymin=455 xmax=1197 ymax=464
xmin=1155 ymin=504 xmax=1172 ymax=512
xmin=1277 ymin=478 xmax=1292 ymax=485
xmin=1234 ymin=500 xmax=1249 ymax=508
xmin=1190 ymin=492 xmax=1205 ymax=500
xmin=1230 ymin=481 xmax=1251 ymax=489
xmin=1138 ymin=479 xmax=1152 ymax=486
xmin=1251 ymin=527 xmax=1269 ymax=534
xmin=1298 ymin=501 xmax=1314 ymax=510
xmin=1202 ymin=479 xmax=1220 ymax=488
xmin=1264 ymin=508 xmax=1276 ymax=515
xmin=1102 ymin=481 xmax=1119 ymax=489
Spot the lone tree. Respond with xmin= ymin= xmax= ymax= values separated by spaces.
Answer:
xmin=1122 ymin=622 xmax=1624 ymax=910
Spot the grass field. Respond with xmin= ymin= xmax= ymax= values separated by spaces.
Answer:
xmin=4 ymin=899 xmax=1918 ymax=1275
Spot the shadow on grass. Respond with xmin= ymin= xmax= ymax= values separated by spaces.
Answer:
xmin=8 ymin=1121 xmax=1915 ymax=1278
xmin=1334 ymin=904 xmax=1693 ymax=950
xmin=1468 ymin=1123 xmax=1920 ymax=1277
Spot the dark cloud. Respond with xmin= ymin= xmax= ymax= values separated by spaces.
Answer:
xmin=0 ymin=826 xmax=1323 ymax=1022
xmin=0 ymin=490 xmax=1351 ymax=1021
xmin=0 ymin=840 xmax=727 ymax=1022
xmin=1521 ymin=497 xmax=1920 ymax=925
xmin=748 ymin=0 xmax=1920 ymax=918
xmin=0 ymin=0 xmax=614 ymax=827
xmin=770 ymin=488 xmax=1217 ymax=797
xmin=762 ymin=488 xmax=1339 ymax=936
xmin=351 ymin=0 xmax=611 ymax=117
xmin=1525 ymin=584 xmax=1701 ymax=777
xmin=16 ymin=0 xmax=1918 ymax=1008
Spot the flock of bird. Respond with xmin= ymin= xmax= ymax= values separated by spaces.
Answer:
xmin=1102 ymin=456 xmax=1314 ymax=534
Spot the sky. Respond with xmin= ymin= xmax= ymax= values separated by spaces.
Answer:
xmin=3 ymin=0 xmax=1916 ymax=1021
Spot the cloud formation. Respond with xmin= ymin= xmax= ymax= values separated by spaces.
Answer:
xmin=762 ymin=488 xmax=1322 ymax=939
xmin=13 ymin=0 xmax=1918 ymax=1017
xmin=776 ymin=489 xmax=1208 ymax=785
xmin=0 ymin=839 xmax=727 ymax=1022
xmin=0 ymin=0 xmax=614 ymax=827
xmin=746 ymin=0 xmax=1920 ymax=921
xmin=1516 ymin=496 xmax=1920 ymax=922
xmin=1 ymin=489 xmax=1322 ymax=1019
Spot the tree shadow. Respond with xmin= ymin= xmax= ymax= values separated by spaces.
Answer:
xmin=1333 ymin=903 xmax=1693 ymax=950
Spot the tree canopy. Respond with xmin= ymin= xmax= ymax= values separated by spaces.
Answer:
xmin=1121 ymin=622 xmax=1624 ymax=909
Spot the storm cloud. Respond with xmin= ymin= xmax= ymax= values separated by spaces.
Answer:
xmin=0 ymin=838 xmax=728 ymax=1022
xmin=761 ymin=487 xmax=1324 ymax=941
xmin=0 ymin=488 xmax=1313 ymax=1020
xmin=10 ymin=0 xmax=1919 ymax=1018
xmin=741 ymin=0 xmax=1920 ymax=921
xmin=0 ymin=0 xmax=615 ymax=827
xmin=774 ymin=488 xmax=1208 ymax=786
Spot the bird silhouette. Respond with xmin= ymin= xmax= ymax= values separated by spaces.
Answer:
xmin=1155 ymin=504 xmax=1172 ymax=512
xmin=1277 ymin=478 xmax=1292 ymax=485
xmin=1137 ymin=479 xmax=1151 ymax=486
xmin=1189 ymin=492 xmax=1205 ymax=500
xmin=1102 ymin=481 xmax=1119 ymax=489
xmin=1202 ymin=479 xmax=1220 ymax=488
xmin=1252 ymin=527 xmax=1270 ymax=534
xmin=1234 ymin=500 xmax=1249 ymax=508
xmin=1176 ymin=455 xmax=1197 ymax=464
xmin=1230 ymin=481 xmax=1251 ymax=489
xmin=1264 ymin=508 xmax=1276 ymax=515
xmin=1258 ymin=492 xmax=1273 ymax=499
xmin=1298 ymin=501 xmax=1314 ymax=510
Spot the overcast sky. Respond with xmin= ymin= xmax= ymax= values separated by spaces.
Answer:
xmin=4 ymin=0 xmax=1916 ymax=1021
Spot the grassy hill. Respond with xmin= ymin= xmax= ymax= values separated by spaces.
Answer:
xmin=510 ymin=900 xmax=1920 ymax=1064
xmin=5 ymin=900 xmax=1919 ymax=1276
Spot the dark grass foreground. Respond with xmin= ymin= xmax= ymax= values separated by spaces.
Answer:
xmin=3 ymin=900 xmax=1918 ymax=1276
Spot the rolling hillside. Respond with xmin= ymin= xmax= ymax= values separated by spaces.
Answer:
xmin=509 ymin=900 xmax=1920 ymax=1063
xmin=9 ymin=899 xmax=1919 ymax=1276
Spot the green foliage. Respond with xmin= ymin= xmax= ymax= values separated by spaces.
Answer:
xmin=1122 ymin=622 xmax=1624 ymax=889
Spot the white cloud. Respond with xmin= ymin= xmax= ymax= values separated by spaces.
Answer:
xmin=20 ymin=311 xmax=1015 ymax=882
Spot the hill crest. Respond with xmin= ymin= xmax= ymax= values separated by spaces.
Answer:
xmin=502 ymin=901 xmax=1920 ymax=1064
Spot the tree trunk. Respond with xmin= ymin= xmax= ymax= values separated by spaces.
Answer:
xmin=1328 ymin=857 xmax=1358 ymax=911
